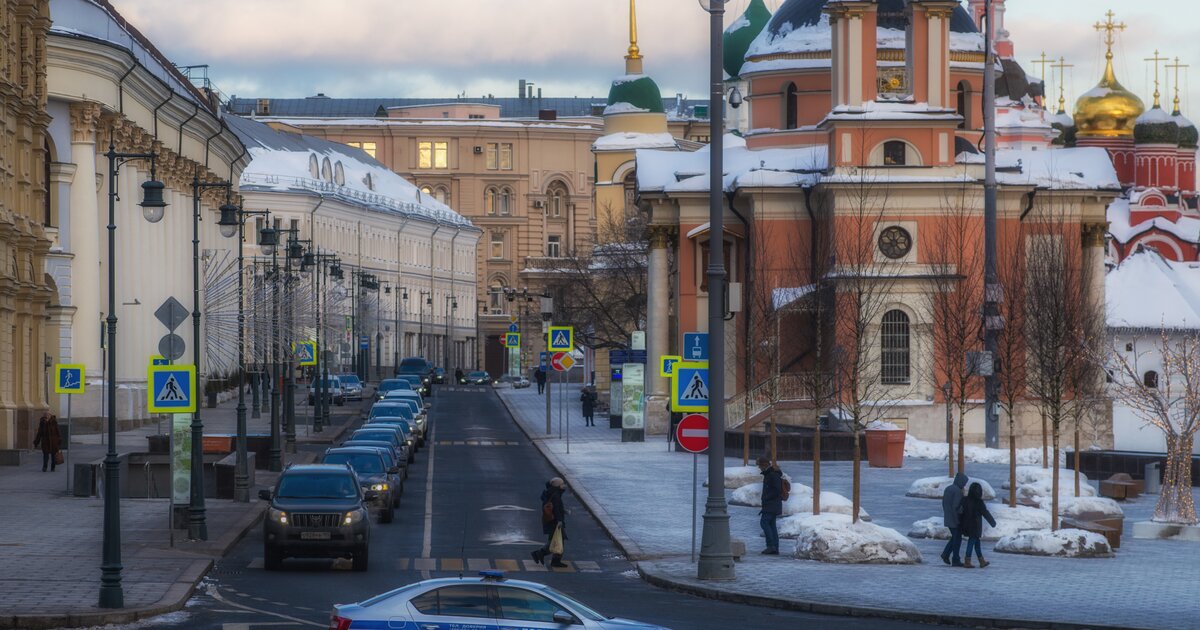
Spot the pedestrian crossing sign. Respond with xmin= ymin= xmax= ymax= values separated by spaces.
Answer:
xmin=293 ymin=341 xmax=317 ymax=366
xmin=671 ymin=362 xmax=710 ymax=412
xmin=548 ymin=326 xmax=574 ymax=352
xmin=54 ymin=364 xmax=85 ymax=394
xmin=505 ymin=332 xmax=521 ymax=348
xmin=660 ymin=355 xmax=682 ymax=377
xmin=147 ymin=365 xmax=197 ymax=413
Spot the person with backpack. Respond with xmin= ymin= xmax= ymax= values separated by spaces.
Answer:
xmin=532 ymin=477 xmax=568 ymax=567
xmin=757 ymin=456 xmax=785 ymax=555
xmin=959 ymin=482 xmax=996 ymax=568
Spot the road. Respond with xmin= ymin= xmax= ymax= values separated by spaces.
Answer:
xmin=168 ymin=385 xmax=941 ymax=630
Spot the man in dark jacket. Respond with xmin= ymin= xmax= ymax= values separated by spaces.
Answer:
xmin=940 ymin=472 xmax=969 ymax=566
xmin=580 ymin=387 xmax=596 ymax=426
xmin=535 ymin=368 xmax=547 ymax=394
xmin=532 ymin=477 xmax=568 ymax=567
xmin=757 ymin=456 xmax=783 ymax=555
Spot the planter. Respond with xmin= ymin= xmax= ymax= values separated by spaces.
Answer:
xmin=866 ymin=429 xmax=906 ymax=468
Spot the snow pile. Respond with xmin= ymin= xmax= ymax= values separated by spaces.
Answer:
xmin=904 ymin=435 xmax=1061 ymax=466
xmin=866 ymin=420 xmax=901 ymax=430
xmin=1016 ymin=478 xmax=1097 ymax=509
xmin=729 ymin=482 xmax=762 ymax=507
xmin=906 ymin=476 xmax=996 ymax=500
xmin=1001 ymin=466 xmax=1088 ymax=489
xmin=907 ymin=517 xmax=950 ymax=540
xmin=908 ymin=505 xmax=1050 ymax=541
xmin=602 ymin=102 xmax=651 ymax=115
xmin=782 ymin=490 xmax=870 ymax=521
xmin=716 ymin=466 xmax=790 ymax=490
xmin=1060 ymin=496 xmax=1125 ymax=519
xmin=792 ymin=514 xmax=922 ymax=564
xmin=994 ymin=528 xmax=1114 ymax=558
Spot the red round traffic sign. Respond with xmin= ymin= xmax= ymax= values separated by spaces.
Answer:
xmin=676 ymin=413 xmax=709 ymax=453
xmin=550 ymin=352 xmax=575 ymax=372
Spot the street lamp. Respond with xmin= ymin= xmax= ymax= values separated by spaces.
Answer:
xmin=445 ymin=295 xmax=458 ymax=375
xmin=310 ymin=251 xmax=339 ymax=432
xmin=283 ymin=233 xmax=310 ymax=453
xmin=216 ymin=203 xmax=269 ymax=502
xmin=258 ymin=224 xmax=283 ymax=470
xmin=100 ymin=140 xmax=166 ymax=609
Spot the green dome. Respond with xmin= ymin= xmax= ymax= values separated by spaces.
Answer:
xmin=1050 ymin=110 xmax=1076 ymax=147
xmin=1174 ymin=111 xmax=1198 ymax=149
xmin=606 ymin=74 xmax=664 ymax=114
xmin=1134 ymin=107 xmax=1180 ymax=145
xmin=723 ymin=0 xmax=772 ymax=78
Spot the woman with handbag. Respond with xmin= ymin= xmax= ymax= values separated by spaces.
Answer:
xmin=531 ymin=477 xmax=568 ymax=568
xmin=33 ymin=412 xmax=62 ymax=472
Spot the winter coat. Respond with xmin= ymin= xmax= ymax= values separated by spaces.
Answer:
xmin=535 ymin=369 xmax=547 ymax=385
xmin=580 ymin=390 xmax=596 ymax=416
xmin=942 ymin=472 xmax=969 ymax=529
xmin=541 ymin=484 xmax=565 ymax=535
xmin=760 ymin=466 xmax=784 ymax=516
xmin=959 ymin=483 xmax=997 ymax=538
xmin=33 ymin=417 xmax=62 ymax=455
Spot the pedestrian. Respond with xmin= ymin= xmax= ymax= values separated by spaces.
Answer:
xmin=532 ymin=477 xmax=568 ymax=568
xmin=535 ymin=367 xmax=547 ymax=395
xmin=757 ymin=456 xmax=782 ymax=555
xmin=959 ymin=482 xmax=996 ymax=568
xmin=580 ymin=387 xmax=596 ymax=427
xmin=940 ymin=472 xmax=969 ymax=566
xmin=32 ymin=412 xmax=62 ymax=473
xmin=454 ymin=368 xmax=463 ymax=384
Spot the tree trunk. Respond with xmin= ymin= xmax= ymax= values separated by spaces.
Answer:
xmin=1155 ymin=433 xmax=1198 ymax=525
xmin=957 ymin=399 xmax=966 ymax=475
xmin=813 ymin=424 xmax=822 ymax=515
xmin=1074 ymin=422 xmax=1081 ymax=497
xmin=851 ymin=428 xmax=861 ymax=524
xmin=1051 ymin=426 xmax=1061 ymax=531
xmin=947 ymin=405 xmax=955 ymax=478
xmin=1009 ymin=415 xmax=1017 ymax=508
xmin=1041 ymin=411 xmax=1049 ymax=469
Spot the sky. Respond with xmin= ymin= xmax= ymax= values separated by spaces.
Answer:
xmin=109 ymin=0 xmax=1200 ymax=114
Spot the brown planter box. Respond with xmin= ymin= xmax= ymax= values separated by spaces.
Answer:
xmin=866 ymin=429 xmax=906 ymax=468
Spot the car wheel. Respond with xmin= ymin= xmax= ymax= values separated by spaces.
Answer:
xmin=352 ymin=547 xmax=369 ymax=572
xmin=381 ymin=506 xmax=394 ymax=524
xmin=264 ymin=544 xmax=283 ymax=571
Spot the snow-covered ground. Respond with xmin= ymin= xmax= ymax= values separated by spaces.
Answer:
xmin=909 ymin=505 xmax=1051 ymax=541
xmin=905 ymin=435 xmax=1065 ymax=466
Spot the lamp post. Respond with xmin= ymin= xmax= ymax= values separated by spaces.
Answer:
xmin=258 ymin=225 xmax=283 ymax=471
xmin=283 ymin=233 xmax=310 ymax=453
xmin=445 ymin=295 xmax=458 ymax=376
xmin=309 ymin=251 xmax=339 ymax=432
xmin=100 ymin=140 xmax=167 ymax=609
xmin=217 ymin=204 xmax=269 ymax=502
xmin=698 ymin=0 xmax=734 ymax=581
xmin=419 ymin=290 xmax=432 ymax=360
xmin=325 ymin=261 xmax=344 ymax=428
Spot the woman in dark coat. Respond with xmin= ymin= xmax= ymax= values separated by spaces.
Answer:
xmin=532 ymin=477 xmax=568 ymax=567
xmin=959 ymin=482 xmax=996 ymax=568
xmin=33 ymin=413 xmax=62 ymax=472
xmin=580 ymin=388 xmax=596 ymax=427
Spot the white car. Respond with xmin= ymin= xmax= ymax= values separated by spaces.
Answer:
xmin=307 ymin=376 xmax=344 ymax=406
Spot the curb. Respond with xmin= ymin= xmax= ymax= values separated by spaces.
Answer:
xmin=496 ymin=390 xmax=1150 ymax=630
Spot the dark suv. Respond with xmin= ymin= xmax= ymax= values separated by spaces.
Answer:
xmin=396 ymin=356 xmax=434 ymax=395
xmin=321 ymin=447 xmax=401 ymax=523
xmin=260 ymin=464 xmax=371 ymax=571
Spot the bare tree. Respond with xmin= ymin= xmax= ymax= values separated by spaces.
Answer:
xmin=1103 ymin=330 xmax=1200 ymax=525
xmin=995 ymin=220 xmax=1029 ymax=507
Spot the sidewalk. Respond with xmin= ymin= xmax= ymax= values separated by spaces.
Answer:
xmin=498 ymin=386 xmax=1200 ymax=630
xmin=0 ymin=389 xmax=356 ymax=629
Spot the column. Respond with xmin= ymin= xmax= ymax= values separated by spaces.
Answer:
xmin=68 ymin=103 xmax=102 ymax=378
xmin=645 ymin=225 xmax=672 ymax=435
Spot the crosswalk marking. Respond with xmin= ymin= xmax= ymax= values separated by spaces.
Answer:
xmin=395 ymin=558 xmax=410 ymax=570
xmin=413 ymin=557 xmax=436 ymax=571
xmin=467 ymin=558 xmax=491 ymax=571
xmin=550 ymin=561 xmax=575 ymax=573
xmin=436 ymin=440 xmax=519 ymax=446
xmin=574 ymin=560 xmax=601 ymax=572
xmin=441 ymin=558 xmax=464 ymax=571
xmin=521 ymin=559 xmax=548 ymax=572
xmin=494 ymin=559 xmax=520 ymax=572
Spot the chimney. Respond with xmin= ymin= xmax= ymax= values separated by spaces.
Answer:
xmin=537 ymin=87 xmax=542 ymax=101
xmin=519 ymin=79 xmax=527 ymax=99
xmin=527 ymin=84 xmax=534 ymax=99
xmin=538 ymin=109 xmax=558 ymax=121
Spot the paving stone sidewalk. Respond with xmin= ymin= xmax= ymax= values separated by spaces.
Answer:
xmin=498 ymin=386 xmax=1200 ymax=630
xmin=0 ymin=388 xmax=348 ymax=629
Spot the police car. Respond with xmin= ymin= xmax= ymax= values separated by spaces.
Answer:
xmin=328 ymin=573 xmax=670 ymax=629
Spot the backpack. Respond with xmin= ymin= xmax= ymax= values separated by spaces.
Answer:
xmin=542 ymin=499 xmax=555 ymax=524
xmin=781 ymin=478 xmax=791 ymax=502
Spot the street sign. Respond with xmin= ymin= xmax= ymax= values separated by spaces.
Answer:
xmin=54 ymin=364 xmax=85 ymax=394
xmin=548 ymin=326 xmax=574 ymax=352
xmin=149 ymin=354 xmax=169 ymax=367
xmin=660 ymin=355 xmax=682 ymax=377
xmin=154 ymin=297 xmax=189 ymax=332
xmin=505 ymin=332 xmax=521 ymax=348
xmin=610 ymin=349 xmax=647 ymax=365
xmin=676 ymin=413 xmax=709 ymax=453
xmin=147 ymin=364 xmax=197 ymax=414
xmin=671 ymin=362 xmax=710 ymax=413
xmin=508 ymin=323 xmax=519 ymax=333
xmin=683 ymin=332 xmax=709 ymax=362
xmin=158 ymin=333 xmax=185 ymax=362
xmin=293 ymin=341 xmax=317 ymax=366
xmin=509 ymin=313 xmax=519 ymax=324
xmin=550 ymin=352 xmax=575 ymax=372
xmin=539 ymin=351 xmax=550 ymax=370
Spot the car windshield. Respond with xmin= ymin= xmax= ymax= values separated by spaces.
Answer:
xmin=312 ymin=378 xmax=340 ymax=388
xmin=538 ymin=586 xmax=608 ymax=621
xmin=276 ymin=473 xmax=358 ymax=499
xmin=371 ymin=405 xmax=411 ymax=419
xmin=469 ymin=372 xmax=488 ymax=378
xmin=398 ymin=358 xmax=428 ymax=372
xmin=354 ymin=431 xmax=398 ymax=445
xmin=322 ymin=452 xmax=384 ymax=474
xmin=373 ymin=419 xmax=411 ymax=432
xmin=377 ymin=379 xmax=405 ymax=393
xmin=340 ymin=375 xmax=361 ymax=385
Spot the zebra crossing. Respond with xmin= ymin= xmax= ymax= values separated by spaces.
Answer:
xmin=434 ymin=439 xmax=520 ymax=446
xmin=245 ymin=557 xmax=605 ymax=573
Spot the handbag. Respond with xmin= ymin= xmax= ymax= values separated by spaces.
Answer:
xmin=548 ymin=524 xmax=564 ymax=555
xmin=54 ymin=451 xmax=64 ymax=466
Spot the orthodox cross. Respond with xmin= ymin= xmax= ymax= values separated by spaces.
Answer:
xmin=1031 ymin=52 xmax=1052 ymax=87
xmin=1050 ymin=57 xmax=1074 ymax=113
xmin=1166 ymin=57 xmax=1190 ymax=114
xmin=1093 ymin=10 xmax=1126 ymax=54
xmin=1146 ymin=50 xmax=1170 ymax=109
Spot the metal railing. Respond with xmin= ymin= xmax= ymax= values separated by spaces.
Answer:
xmin=726 ymin=373 xmax=813 ymax=429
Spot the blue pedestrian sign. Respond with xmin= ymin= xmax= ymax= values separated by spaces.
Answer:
xmin=683 ymin=332 xmax=709 ymax=362
xmin=54 ymin=364 xmax=85 ymax=394
xmin=293 ymin=341 xmax=317 ymax=366
xmin=508 ymin=323 xmax=519 ymax=333
xmin=147 ymin=365 xmax=197 ymax=413
xmin=505 ymin=332 xmax=521 ymax=348
xmin=539 ymin=352 xmax=550 ymax=370
xmin=671 ymin=362 xmax=710 ymax=413
xmin=548 ymin=326 xmax=574 ymax=352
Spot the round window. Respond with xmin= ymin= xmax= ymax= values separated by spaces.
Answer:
xmin=878 ymin=226 xmax=913 ymax=259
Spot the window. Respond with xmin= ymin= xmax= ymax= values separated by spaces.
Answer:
xmin=308 ymin=154 xmax=320 ymax=179
xmin=955 ymin=81 xmax=971 ymax=130
xmin=321 ymin=157 xmax=333 ymax=182
xmin=500 ymin=143 xmax=513 ymax=170
xmin=410 ymin=586 xmax=491 ymax=618
xmin=490 ymin=232 xmax=505 ymax=259
xmin=548 ymin=184 xmax=566 ymax=217
xmin=486 ymin=143 xmax=514 ymax=170
xmin=496 ymin=587 xmax=563 ymax=624
xmin=346 ymin=141 xmax=377 ymax=159
xmin=333 ymin=161 xmax=345 ymax=186
xmin=784 ymin=83 xmax=798 ymax=130
xmin=499 ymin=188 xmax=511 ymax=215
xmin=418 ymin=141 xmax=448 ymax=169
xmin=490 ymin=280 xmax=506 ymax=311
xmin=883 ymin=141 xmax=906 ymax=166
xmin=486 ymin=143 xmax=498 ymax=169
xmin=1144 ymin=371 xmax=1159 ymax=388
xmin=256 ymin=98 xmax=271 ymax=115
xmin=485 ymin=188 xmax=497 ymax=215
xmin=547 ymin=235 xmax=561 ymax=257
xmin=881 ymin=310 xmax=911 ymax=385
xmin=420 ymin=185 xmax=433 ymax=198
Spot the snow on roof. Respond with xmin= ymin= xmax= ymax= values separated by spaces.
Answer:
xmin=1136 ymin=106 xmax=1175 ymax=125
xmin=959 ymin=147 xmax=1121 ymax=190
xmin=1107 ymin=197 xmax=1200 ymax=245
xmin=592 ymin=131 xmax=677 ymax=152
xmin=995 ymin=107 xmax=1051 ymax=130
xmin=226 ymin=115 xmax=473 ymax=228
xmin=603 ymin=102 xmax=651 ymax=115
xmin=821 ymin=100 xmax=961 ymax=123
xmin=262 ymin=117 xmax=598 ymax=131
xmin=1107 ymin=247 xmax=1200 ymax=329
xmin=637 ymin=134 xmax=827 ymax=194
xmin=773 ymin=285 xmax=817 ymax=310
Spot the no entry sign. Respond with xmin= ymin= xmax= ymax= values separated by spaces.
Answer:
xmin=676 ymin=413 xmax=709 ymax=453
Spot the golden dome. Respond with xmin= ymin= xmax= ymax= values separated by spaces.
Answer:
xmin=1074 ymin=54 xmax=1145 ymax=138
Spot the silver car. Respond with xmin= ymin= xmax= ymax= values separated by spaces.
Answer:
xmin=329 ymin=574 xmax=670 ymax=629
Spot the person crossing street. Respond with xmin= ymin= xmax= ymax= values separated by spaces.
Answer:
xmin=532 ymin=477 xmax=568 ymax=567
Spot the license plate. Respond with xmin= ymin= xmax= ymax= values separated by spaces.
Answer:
xmin=300 ymin=531 xmax=331 ymax=540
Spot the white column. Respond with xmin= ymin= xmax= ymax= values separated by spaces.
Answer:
xmin=68 ymin=106 xmax=102 ymax=371
xmin=645 ymin=226 xmax=671 ymax=435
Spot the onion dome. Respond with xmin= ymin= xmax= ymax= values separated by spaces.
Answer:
xmin=723 ymin=0 xmax=772 ymax=78
xmin=1174 ymin=110 xmax=1198 ymax=149
xmin=606 ymin=74 xmax=664 ymax=114
xmin=1074 ymin=52 xmax=1145 ymax=138
xmin=1134 ymin=106 xmax=1180 ymax=145
xmin=1050 ymin=110 xmax=1077 ymax=147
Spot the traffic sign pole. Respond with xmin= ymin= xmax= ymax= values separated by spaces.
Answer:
xmin=692 ymin=452 xmax=698 ymax=564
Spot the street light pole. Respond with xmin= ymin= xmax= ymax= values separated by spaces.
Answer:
xmin=982 ymin=0 xmax=1000 ymax=449
xmin=698 ymin=0 xmax=734 ymax=581
xmin=261 ymin=227 xmax=283 ymax=472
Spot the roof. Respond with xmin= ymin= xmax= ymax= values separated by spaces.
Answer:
xmin=1107 ymin=247 xmax=1200 ymax=330
xmin=1107 ymin=196 xmax=1200 ymax=246
xmin=285 ymin=464 xmax=354 ymax=473
xmin=228 ymin=96 xmax=709 ymax=120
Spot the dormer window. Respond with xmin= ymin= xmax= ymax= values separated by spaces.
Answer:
xmin=308 ymin=154 xmax=320 ymax=179
xmin=321 ymin=157 xmax=333 ymax=182
xmin=334 ymin=161 xmax=345 ymax=186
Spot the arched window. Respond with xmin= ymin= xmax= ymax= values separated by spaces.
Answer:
xmin=623 ymin=171 xmax=638 ymax=219
xmin=499 ymin=187 xmax=511 ymax=215
xmin=334 ymin=161 xmax=345 ymax=186
xmin=485 ymin=187 xmax=497 ymax=215
xmin=955 ymin=80 xmax=971 ymax=130
xmin=321 ymin=157 xmax=333 ymax=183
xmin=548 ymin=181 xmax=568 ymax=218
xmin=784 ymin=83 xmax=798 ymax=130
xmin=434 ymin=186 xmax=449 ymax=204
xmin=489 ymin=278 xmax=506 ymax=311
xmin=1144 ymin=371 xmax=1159 ymax=388
xmin=308 ymin=153 xmax=320 ymax=179
xmin=880 ymin=310 xmax=911 ymax=385
xmin=883 ymin=141 xmax=907 ymax=166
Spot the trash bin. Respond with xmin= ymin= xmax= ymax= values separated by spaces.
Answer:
xmin=1144 ymin=462 xmax=1162 ymax=494
xmin=866 ymin=429 xmax=906 ymax=468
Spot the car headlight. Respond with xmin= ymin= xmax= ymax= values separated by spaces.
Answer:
xmin=268 ymin=508 xmax=288 ymax=524
xmin=343 ymin=509 xmax=365 ymax=526
xmin=369 ymin=483 xmax=388 ymax=492
xmin=423 ymin=377 xmax=430 ymax=384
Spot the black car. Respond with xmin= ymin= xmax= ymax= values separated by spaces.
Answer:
xmin=260 ymin=464 xmax=371 ymax=571
xmin=462 ymin=370 xmax=492 ymax=385
xmin=432 ymin=367 xmax=446 ymax=384
xmin=321 ymin=447 xmax=400 ymax=523
xmin=396 ymin=356 xmax=434 ymax=395
xmin=342 ymin=439 xmax=407 ymax=479
xmin=350 ymin=428 xmax=411 ymax=463
xmin=376 ymin=378 xmax=412 ymax=401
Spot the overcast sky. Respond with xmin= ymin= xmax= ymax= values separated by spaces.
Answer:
xmin=110 ymin=0 xmax=1200 ymax=114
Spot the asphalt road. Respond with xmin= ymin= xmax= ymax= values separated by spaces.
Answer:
xmin=166 ymin=385 xmax=943 ymax=630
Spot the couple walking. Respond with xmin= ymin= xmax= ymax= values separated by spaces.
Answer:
xmin=941 ymin=472 xmax=996 ymax=568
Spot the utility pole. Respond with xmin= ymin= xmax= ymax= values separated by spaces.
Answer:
xmin=982 ymin=0 xmax=1000 ymax=448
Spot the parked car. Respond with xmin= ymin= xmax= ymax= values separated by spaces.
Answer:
xmin=338 ymin=374 xmax=364 ymax=401
xmin=341 ymin=440 xmax=406 ymax=479
xmin=496 ymin=374 xmax=531 ymax=389
xmin=432 ymin=367 xmax=446 ymax=384
xmin=367 ymin=418 xmax=416 ymax=451
xmin=394 ymin=374 xmax=424 ymax=392
xmin=321 ymin=447 xmax=400 ymax=522
xmin=328 ymin=574 xmax=671 ymax=629
xmin=396 ymin=356 xmax=434 ymax=395
xmin=307 ymin=376 xmax=344 ymax=406
xmin=260 ymin=464 xmax=370 ymax=571
xmin=349 ymin=429 xmax=410 ymax=463
xmin=462 ymin=370 xmax=492 ymax=385
xmin=376 ymin=378 xmax=412 ymax=401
